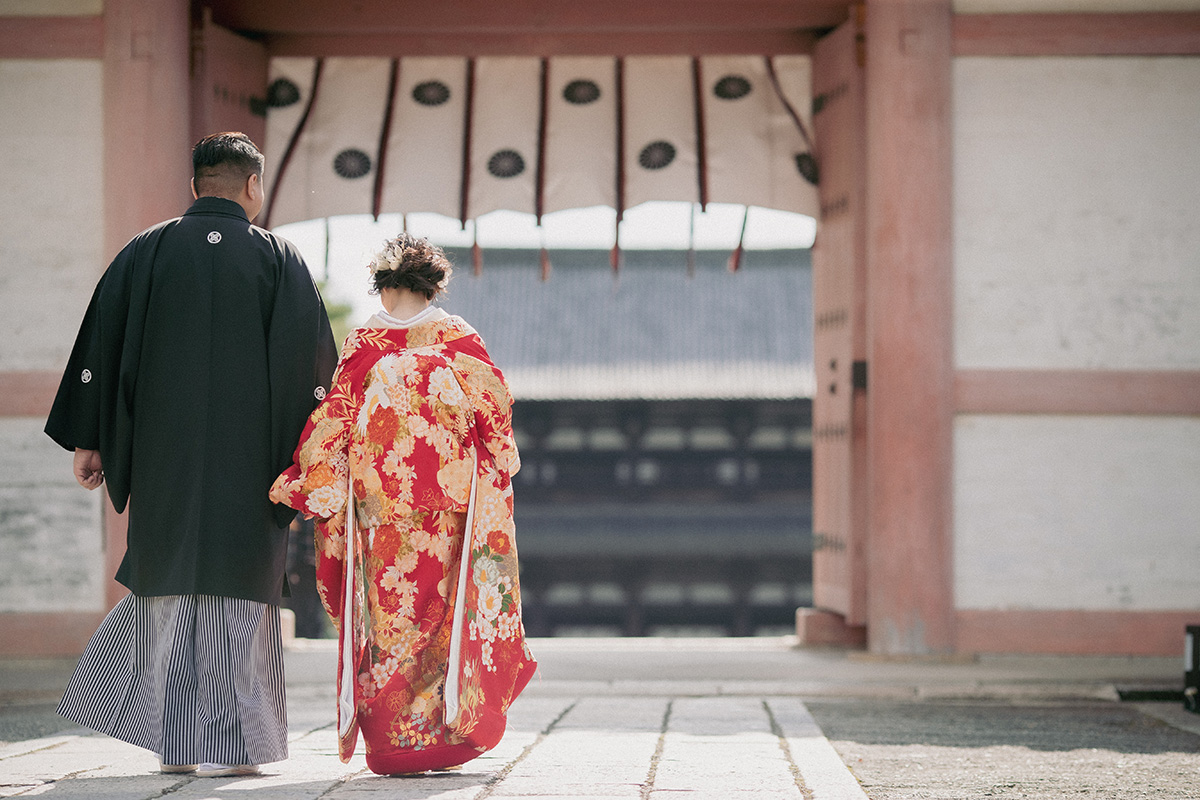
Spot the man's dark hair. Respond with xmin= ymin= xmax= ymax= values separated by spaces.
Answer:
xmin=192 ymin=132 xmax=265 ymax=198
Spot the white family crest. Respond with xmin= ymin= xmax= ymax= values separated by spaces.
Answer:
xmin=81 ymin=369 xmax=92 ymax=383
xmin=207 ymin=231 xmax=222 ymax=244
xmin=314 ymin=386 xmax=326 ymax=400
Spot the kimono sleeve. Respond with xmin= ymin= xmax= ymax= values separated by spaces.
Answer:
xmin=267 ymin=240 xmax=338 ymax=528
xmin=455 ymin=352 xmax=521 ymax=480
xmin=270 ymin=341 xmax=360 ymax=626
xmin=269 ymin=348 xmax=355 ymax=522
xmin=45 ymin=270 xmax=113 ymax=453
xmin=45 ymin=231 xmax=152 ymax=513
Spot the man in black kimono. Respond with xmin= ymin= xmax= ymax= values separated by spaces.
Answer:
xmin=46 ymin=132 xmax=336 ymax=777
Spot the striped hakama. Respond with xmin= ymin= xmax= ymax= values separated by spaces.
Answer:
xmin=58 ymin=593 xmax=288 ymax=766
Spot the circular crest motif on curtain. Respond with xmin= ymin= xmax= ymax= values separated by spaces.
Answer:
xmin=487 ymin=149 xmax=526 ymax=178
xmin=794 ymin=152 xmax=819 ymax=186
xmin=638 ymin=141 xmax=677 ymax=171
xmin=333 ymin=148 xmax=372 ymax=179
xmin=412 ymin=81 xmax=451 ymax=106
xmin=266 ymin=78 xmax=301 ymax=108
xmin=713 ymin=75 xmax=752 ymax=100
xmin=563 ymin=79 xmax=602 ymax=105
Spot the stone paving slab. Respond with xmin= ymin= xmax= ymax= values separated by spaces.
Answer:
xmin=9 ymin=694 xmax=1196 ymax=799
xmin=1 ymin=639 xmax=1194 ymax=799
xmin=0 ymin=693 xmax=850 ymax=798
xmin=769 ymin=697 xmax=872 ymax=800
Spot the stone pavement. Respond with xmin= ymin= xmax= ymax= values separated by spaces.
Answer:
xmin=1 ymin=637 xmax=1197 ymax=799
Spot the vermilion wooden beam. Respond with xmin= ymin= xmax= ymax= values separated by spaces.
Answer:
xmin=955 ymin=369 xmax=1200 ymax=416
xmin=955 ymin=12 xmax=1200 ymax=56
xmin=0 ymin=15 xmax=103 ymax=59
xmin=204 ymin=0 xmax=850 ymax=36
xmin=8 ymin=8 xmax=1200 ymax=60
xmin=263 ymin=30 xmax=818 ymax=57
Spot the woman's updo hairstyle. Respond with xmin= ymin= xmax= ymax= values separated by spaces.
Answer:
xmin=367 ymin=233 xmax=453 ymax=300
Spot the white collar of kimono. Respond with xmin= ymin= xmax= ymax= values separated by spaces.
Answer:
xmin=369 ymin=305 xmax=448 ymax=329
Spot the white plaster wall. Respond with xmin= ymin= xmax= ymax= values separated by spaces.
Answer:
xmin=0 ymin=59 xmax=106 ymax=615
xmin=0 ymin=59 xmax=104 ymax=371
xmin=0 ymin=419 xmax=105 ymax=612
xmin=955 ymin=414 xmax=1200 ymax=611
xmin=954 ymin=57 xmax=1200 ymax=370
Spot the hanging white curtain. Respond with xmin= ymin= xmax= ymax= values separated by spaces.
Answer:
xmin=262 ymin=57 xmax=317 ymax=217
xmin=265 ymin=58 xmax=392 ymax=227
xmin=263 ymin=55 xmax=817 ymax=228
xmin=379 ymin=57 xmax=469 ymax=222
xmin=622 ymin=56 xmax=700 ymax=210
xmin=764 ymin=55 xmax=819 ymax=218
xmin=467 ymin=57 xmax=542 ymax=220
xmin=543 ymin=56 xmax=618 ymax=215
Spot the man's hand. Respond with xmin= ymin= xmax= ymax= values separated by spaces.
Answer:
xmin=73 ymin=448 xmax=104 ymax=490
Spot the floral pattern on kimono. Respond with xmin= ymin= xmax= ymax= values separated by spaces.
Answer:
xmin=271 ymin=316 xmax=535 ymax=772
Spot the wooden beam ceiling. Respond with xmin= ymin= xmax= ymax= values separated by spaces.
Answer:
xmin=199 ymin=0 xmax=852 ymax=55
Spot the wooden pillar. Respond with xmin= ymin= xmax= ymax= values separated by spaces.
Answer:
xmin=103 ymin=0 xmax=192 ymax=259
xmin=102 ymin=0 xmax=192 ymax=607
xmin=863 ymin=0 xmax=955 ymax=654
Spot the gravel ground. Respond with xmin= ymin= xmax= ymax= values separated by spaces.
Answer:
xmin=806 ymin=699 xmax=1200 ymax=800
xmin=0 ymin=703 xmax=76 ymax=745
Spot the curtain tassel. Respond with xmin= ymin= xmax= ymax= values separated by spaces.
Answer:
xmin=727 ymin=205 xmax=749 ymax=273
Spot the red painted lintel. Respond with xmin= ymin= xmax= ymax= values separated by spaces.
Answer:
xmin=0 ymin=16 xmax=103 ymax=59
xmin=955 ymin=12 xmax=1200 ymax=57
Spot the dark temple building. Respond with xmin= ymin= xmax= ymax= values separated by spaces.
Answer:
xmin=439 ymin=247 xmax=814 ymax=636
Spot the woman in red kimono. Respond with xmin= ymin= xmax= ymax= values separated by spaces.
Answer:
xmin=271 ymin=234 xmax=536 ymax=775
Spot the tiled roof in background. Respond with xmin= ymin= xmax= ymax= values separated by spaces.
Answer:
xmin=437 ymin=248 xmax=813 ymax=400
